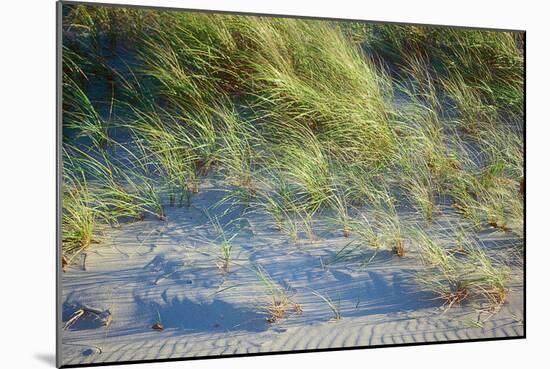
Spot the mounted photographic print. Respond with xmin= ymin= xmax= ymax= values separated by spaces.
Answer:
xmin=57 ymin=1 xmax=525 ymax=367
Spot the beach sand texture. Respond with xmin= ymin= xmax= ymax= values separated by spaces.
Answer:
xmin=61 ymin=179 xmax=524 ymax=366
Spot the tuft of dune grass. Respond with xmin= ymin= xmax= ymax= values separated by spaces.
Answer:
xmin=412 ymin=228 xmax=511 ymax=309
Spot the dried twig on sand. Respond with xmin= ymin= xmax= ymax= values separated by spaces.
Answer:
xmin=64 ymin=306 xmax=112 ymax=330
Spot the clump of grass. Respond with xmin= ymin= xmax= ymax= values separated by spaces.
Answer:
xmin=282 ymin=216 xmax=300 ymax=245
xmin=216 ymin=106 xmax=260 ymax=191
xmin=250 ymin=160 xmax=324 ymax=244
xmin=400 ymin=159 xmax=436 ymax=221
xmin=335 ymin=165 xmax=391 ymax=208
xmin=393 ymin=59 xmax=463 ymax=221
xmin=464 ymin=241 xmax=511 ymax=306
xmin=210 ymin=217 xmax=238 ymax=273
xmin=413 ymin=229 xmax=467 ymax=307
xmin=61 ymin=136 xmax=171 ymax=265
xmin=128 ymin=103 xmax=206 ymax=206
xmin=477 ymin=126 xmax=524 ymax=235
xmin=413 ymin=228 xmax=511 ymax=309
xmin=63 ymin=75 xmax=110 ymax=148
xmin=449 ymin=176 xmax=486 ymax=231
xmin=247 ymin=178 xmax=304 ymax=244
xmin=276 ymin=203 xmax=316 ymax=244
xmin=66 ymin=144 xmax=166 ymax=221
xmin=350 ymin=213 xmax=381 ymax=249
xmin=273 ymin=128 xmax=334 ymax=212
xmin=441 ymin=73 xmax=498 ymax=135
xmin=254 ymin=265 xmax=302 ymax=323
xmin=298 ymin=208 xmax=318 ymax=243
xmin=62 ymin=169 xmax=97 ymax=256
xmin=254 ymin=188 xmax=287 ymax=232
xmin=444 ymin=124 xmax=523 ymax=236
xmin=310 ymin=290 xmax=342 ymax=320
xmin=374 ymin=199 xmax=405 ymax=257
xmin=327 ymin=187 xmax=354 ymax=238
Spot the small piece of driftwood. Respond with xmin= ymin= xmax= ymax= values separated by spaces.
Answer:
xmin=152 ymin=323 xmax=164 ymax=331
xmin=64 ymin=306 xmax=112 ymax=330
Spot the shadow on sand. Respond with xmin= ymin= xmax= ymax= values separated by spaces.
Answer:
xmin=134 ymin=295 xmax=269 ymax=333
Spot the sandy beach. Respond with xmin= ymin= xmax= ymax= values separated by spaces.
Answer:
xmin=61 ymin=178 xmax=524 ymax=365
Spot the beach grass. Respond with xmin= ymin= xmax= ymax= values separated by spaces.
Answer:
xmin=253 ymin=265 xmax=302 ymax=323
xmin=413 ymin=228 xmax=511 ymax=309
xmin=61 ymin=4 xmax=524 ymax=320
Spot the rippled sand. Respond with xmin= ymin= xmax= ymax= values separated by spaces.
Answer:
xmin=61 ymin=179 xmax=524 ymax=366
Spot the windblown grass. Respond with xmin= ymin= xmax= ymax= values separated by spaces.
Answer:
xmin=362 ymin=25 xmax=524 ymax=116
xmin=62 ymin=165 xmax=96 ymax=256
xmin=209 ymin=216 xmax=238 ymax=273
xmin=413 ymin=228 xmax=511 ymax=309
xmin=253 ymin=265 xmax=302 ymax=323
xmin=273 ymin=129 xmax=333 ymax=212
xmin=310 ymin=290 xmax=342 ymax=320
xmin=61 ymin=5 xmax=524 ymax=319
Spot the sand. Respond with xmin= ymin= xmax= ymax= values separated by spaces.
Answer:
xmin=60 ymin=178 xmax=524 ymax=366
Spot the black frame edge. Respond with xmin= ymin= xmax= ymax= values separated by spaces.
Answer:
xmin=60 ymin=0 xmax=526 ymax=33
xmin=56 ymin=1 xmax=64 ymax=367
